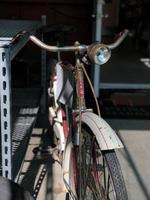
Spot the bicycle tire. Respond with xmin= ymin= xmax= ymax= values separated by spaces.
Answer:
xmin=67 ymin=124 xmax=128 ymax=200
xmin=0 ymin=176 xmax=34 ymax=200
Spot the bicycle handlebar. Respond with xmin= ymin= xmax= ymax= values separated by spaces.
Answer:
xmin=10 ymin=29 xmax=129 ymax=65
xmin=107 ymin=29 xmax=129 ymax=49
xmin=29 ymin=35 xmax=87 ymax=52
xmin=29 ymin=29 xmax=129 ymax=52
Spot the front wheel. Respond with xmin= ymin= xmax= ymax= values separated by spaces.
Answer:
xmin=67 ymin=124 xmax=128 ymax=200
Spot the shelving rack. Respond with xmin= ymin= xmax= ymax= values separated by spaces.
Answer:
xmin=0 ymin=20 xmax=42 ymax=180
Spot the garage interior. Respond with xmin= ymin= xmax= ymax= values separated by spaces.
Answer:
xmin=0 ymin=0 xmax=150 ymax=199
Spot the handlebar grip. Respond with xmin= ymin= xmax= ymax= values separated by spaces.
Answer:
xmin=108 ymin=29 xmax=129 ymax=50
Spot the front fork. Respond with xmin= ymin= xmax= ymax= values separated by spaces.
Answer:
xmin=73 ymin=59 xmax=93 ymax=146
xmin=73 ymin=59 xmax=86 ymax=146
xmin=74 ymin=58 xmax=95 ymax=199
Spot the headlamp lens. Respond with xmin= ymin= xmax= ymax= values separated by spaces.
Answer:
xmin=95 ymin=47 xmax=111 ymax=65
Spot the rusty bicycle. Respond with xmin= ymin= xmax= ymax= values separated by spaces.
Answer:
xmin=28 ymin=29 xmax=129 ymax=200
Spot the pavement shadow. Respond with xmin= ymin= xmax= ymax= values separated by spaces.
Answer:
xmin=118 ymin=133 xmax=150 ymax=200
xmin=18 ymin=127 xmax=54 ymax=200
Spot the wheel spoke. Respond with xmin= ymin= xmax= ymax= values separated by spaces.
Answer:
xmin=82 ymin=136 xmax=95 ymax=198
xmin=82 ymin=135 xmax=105 ymax=199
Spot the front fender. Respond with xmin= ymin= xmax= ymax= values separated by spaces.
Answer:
xmin=80 ymin=112 xmax=123 ymax=150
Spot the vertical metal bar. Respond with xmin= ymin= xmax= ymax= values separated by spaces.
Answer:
xmin=93 ymin=0 xmax=104 ymax=97
xmin=41 ymin=15 xmax=47 ymax=114
xmin=0 ymin=46 xmax=12 ymax=179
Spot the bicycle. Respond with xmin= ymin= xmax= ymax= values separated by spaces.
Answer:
xmin=28 ymin=29 xmax=129 ymax=200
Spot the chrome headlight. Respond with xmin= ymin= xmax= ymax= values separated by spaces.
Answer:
xmin=87 ymin=43 xmax=111 ymax=65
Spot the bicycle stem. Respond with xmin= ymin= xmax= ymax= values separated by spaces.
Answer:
xmin=74 ymin=59 xmax=86 ymax=110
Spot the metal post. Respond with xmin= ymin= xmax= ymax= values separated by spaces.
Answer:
xmin=93 ymin=0 xmax=104 ymax=97
xmin=41 ymin=15 xmax=47 ymax=114
xmin=0 ymin=46 xmax=12 ymax=179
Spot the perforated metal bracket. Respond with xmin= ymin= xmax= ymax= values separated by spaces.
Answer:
xmin=0 ymin=46 xmax=12 ymax=179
